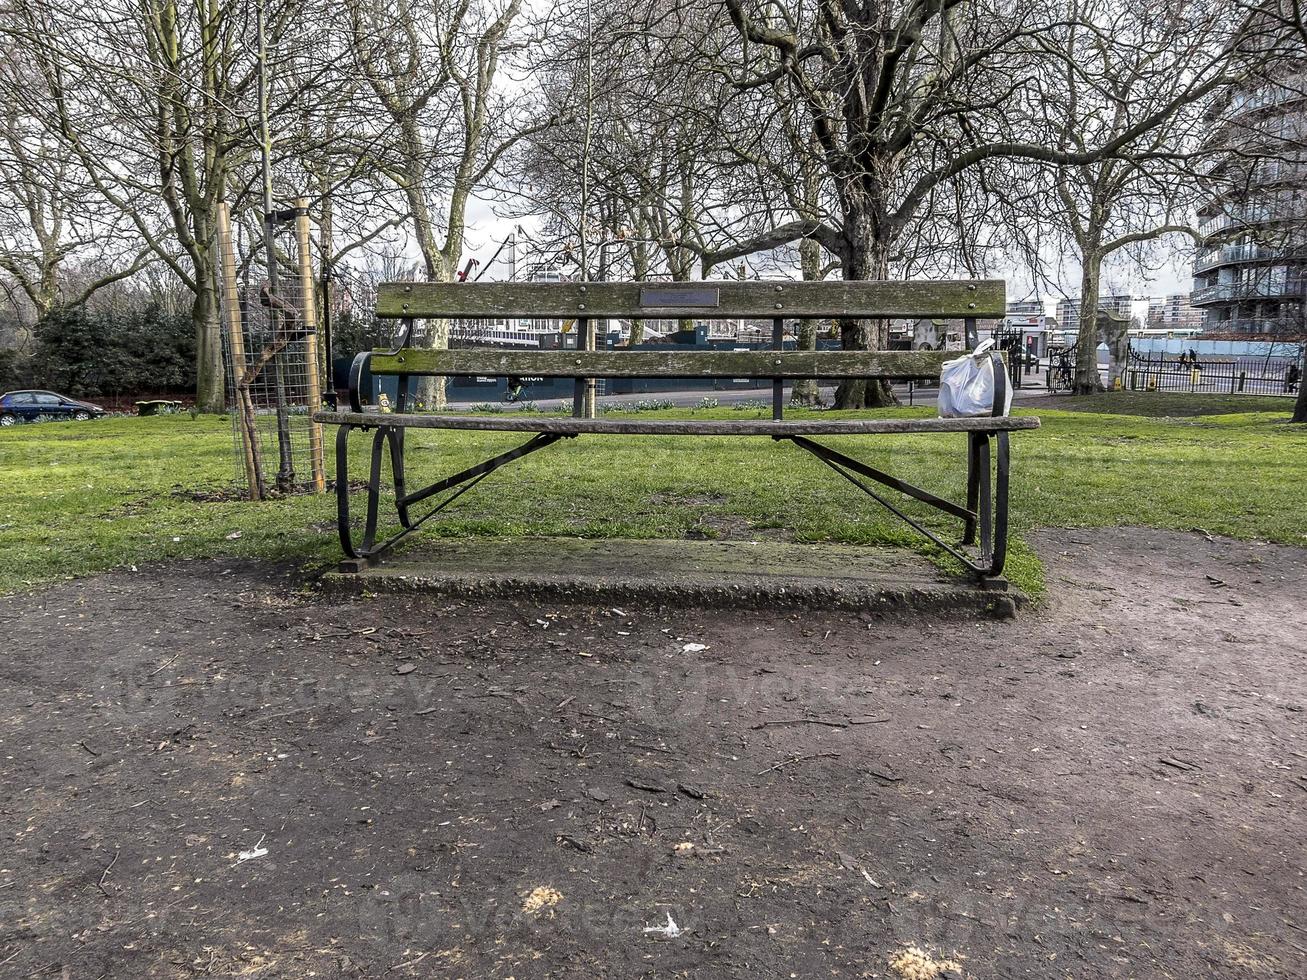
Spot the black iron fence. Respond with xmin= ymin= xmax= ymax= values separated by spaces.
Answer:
xmin=988 ymin=330 xmax=1040 ymax=391
xmin=1124 ymin=350 xmax=1301 ymax=396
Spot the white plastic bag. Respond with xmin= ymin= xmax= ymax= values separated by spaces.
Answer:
xmin=938 ymin=340 xmax=1012 ymax=418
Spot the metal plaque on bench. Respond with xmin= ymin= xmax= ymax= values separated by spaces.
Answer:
xmin=639 ymin=286 xmax=720 ymax=309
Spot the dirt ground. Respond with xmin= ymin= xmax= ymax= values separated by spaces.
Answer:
xmin=0 ymin=528 xmax=1304 ymax=979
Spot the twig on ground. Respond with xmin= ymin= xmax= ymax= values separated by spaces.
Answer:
xmin=751 ymin=718 xmax=848 ymax=730
xmin=390 ymin=950 xmax=431 ymax=971
xmin=148 ymin=654 xmax=181 ymax=676
xmin=631 ymin=742 xmax=674 ymax=754
xmin=97 ymin=849 xmax=119 ymax=898
xmin=756 ymin=752 xmax=840 ymax=776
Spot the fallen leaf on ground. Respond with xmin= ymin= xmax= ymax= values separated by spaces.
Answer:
xmin=522 ymin=886 xmax=563 ymax=916
xmin=889 ymin=945 xmax=964 ymax=979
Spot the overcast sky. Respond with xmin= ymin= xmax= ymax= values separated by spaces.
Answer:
xmin=454 ymin=193 xmax=1197 ymax=320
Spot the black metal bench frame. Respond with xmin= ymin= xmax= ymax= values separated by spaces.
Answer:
xmin=313 ymin=281 xmax=1040 ymax=580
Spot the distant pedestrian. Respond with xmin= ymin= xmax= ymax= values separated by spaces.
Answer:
xmin=1189 ymin=348 xmax=1201 ymax=370
xmin=1287 ymin=363 xmax=1301 ymax=393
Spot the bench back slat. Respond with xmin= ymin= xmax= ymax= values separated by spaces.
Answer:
xmin=369 ymin=348 xmax=956 ymax=379
xmin=375 ymin=280 xmax=1005 ymax=320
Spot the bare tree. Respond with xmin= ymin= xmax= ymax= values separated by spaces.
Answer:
xmin=1013 ymin=3 xmax=1229 ymax=393
xmin=346 ymin=0 xmax=551 ymax=407
xmin=513 ymin=0 xmax=732 ymax=306
xmin=708 ymin=0 xmax=1239 ymax=407
xmin=0 ymin=39 xmax=152 ymax=327
xmin=3 ymin=0 xmax=351 ymax=412
xmin=8 ymin=0 xmax=248 ymax=411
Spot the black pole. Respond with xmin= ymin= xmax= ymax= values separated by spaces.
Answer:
xmin=321 ymin=261 xmax=336 ymax=409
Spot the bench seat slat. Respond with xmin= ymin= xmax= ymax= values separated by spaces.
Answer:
xmin=375 ymin=280 xmax=1005 ymax=319
xmin=369 ymin=348 xmax=957 ymax=379
xmin=314 ymin=410 xmax=1040 ymax=436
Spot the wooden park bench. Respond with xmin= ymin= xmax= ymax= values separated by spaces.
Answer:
xmin=312 ymin=281 xmax=1040 ymax=580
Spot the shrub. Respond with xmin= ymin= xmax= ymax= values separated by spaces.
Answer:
xmin=24 ymin=304 xmax=195 ymax=399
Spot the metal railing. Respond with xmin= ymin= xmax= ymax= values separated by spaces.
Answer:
xmin=1230 ymin=77 xmax=1307 ymax=114
xmin=1191 ymin=279 xmax=1306 ymax=304
xmin=1198 ymin=208 xmax=1280 ymax=237
xmin=1192 ymin=244 xmax=1281 ymax=273
xmin=1202 ymin=317 xmax=1301 ymax=335
xmin=1124 ymin=350 xmax=1301 ymax=396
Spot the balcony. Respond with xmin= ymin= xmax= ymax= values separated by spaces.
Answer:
xmin=1192 ymin=244 xmax=1290 ymax=273
xmin=1202 ymin=317 xmax=1304 ymax=336
xmin=1229 ymin=77 xmax=1307 ymax=115
xmin=1191 ymin=279 xmax=1307 ymax=305
xmin=1198 ymin=207 xmax=1282 ymax=238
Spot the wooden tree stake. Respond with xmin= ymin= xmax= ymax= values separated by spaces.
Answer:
xmin=295 ymin=197 xmax=326 ymax=491
xmin=217 ymin=202 xmax=265 ymax=500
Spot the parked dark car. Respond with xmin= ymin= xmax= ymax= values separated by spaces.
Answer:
xmin=0 ymin=390 xmax=107 ymax=426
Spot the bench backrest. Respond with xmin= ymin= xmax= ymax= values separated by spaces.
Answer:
xmin=366 ymin=279 xmax=1004 ymax=381
xmin=375 ymin=280 xmax=1004 ymax=321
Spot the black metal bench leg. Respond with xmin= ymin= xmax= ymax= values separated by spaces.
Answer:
xmin=334 ymin=426 xmax=570 ymax=567
xmin=963 ymin=432 xmax=981 ymax=546
xmin=966 ymin=432 xmax=1011 ymax=579
xmin=976 ymin=435 xmax=993 ymax=568
xmin=358 ymin=426 xmax=390 ymax=557
xmin=334 ymin=423 xmax=360 ymax=559
xmin=970 ymin=432 xmax=1013 ymax=579
xmin=990 ymin=431 xmax=1010 ymax=578
xmin=386 ymin=425 xmax=412 ymax=530
xmin=335 ymin=423 xmax=409 ymax=564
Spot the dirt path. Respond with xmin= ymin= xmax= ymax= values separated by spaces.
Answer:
xmin=0 ymin=529 xmax=1303 ymax=978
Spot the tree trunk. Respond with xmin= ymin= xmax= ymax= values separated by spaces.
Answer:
xmin=396 ymin=131 xmax=457 ymax=411
xmin=833 ymin=212 xmax=897 ymax=409
xmin=627 ymin=240 xmax=649 ymax=346
xmin=791 ymin=237 xmax=822 ymax=406
xmin=1073 ymin=249 xmax=1103 ymax=395
xmin=411 ymin=220 xmax=453 ymax=412
xmin=194 ymin=276 xmax=225 ymax=413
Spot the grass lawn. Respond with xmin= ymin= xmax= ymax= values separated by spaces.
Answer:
xmin=1 ymin=392 xmax=1303 ymax=600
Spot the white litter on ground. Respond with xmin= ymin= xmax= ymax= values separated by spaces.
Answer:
xmin=642 ymin=912 xmax=683 ymax=938
xmin=233 ymin=835 xmax=268 ymax=866
xmin=681 ymin=643 xmax=709 ymax=653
